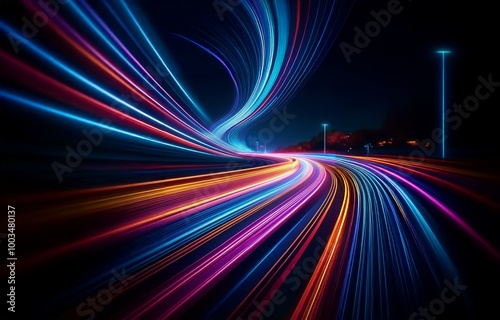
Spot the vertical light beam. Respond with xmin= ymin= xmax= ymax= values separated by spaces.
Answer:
xmin=437 ymin=50 xmax=451 ymax=159
xmin=322 ymin=124 xmax=328 ymax=154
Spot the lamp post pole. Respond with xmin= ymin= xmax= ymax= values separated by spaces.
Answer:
xmin=322 ymin=124 xmax=328 ymax=154
xmin=437 ymin=50 xmax=451 ymax=159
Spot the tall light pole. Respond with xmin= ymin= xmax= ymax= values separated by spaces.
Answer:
xmin=364 ymin=143 xmax=371 ymax=155
xmin=322 ymin=124 xmax=328 ymax=154
xmin=437 ymin=50 xmax=451 ymax=159
xmin=255 ymin=141 xmax=259 ymax=153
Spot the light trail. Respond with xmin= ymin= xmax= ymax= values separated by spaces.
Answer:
xmin=1 ymin=1 xmax=497 ymax=319
xmin=15 ymin=153 xmax=498 ymax=319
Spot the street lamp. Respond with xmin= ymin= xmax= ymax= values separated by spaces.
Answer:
xmin=255 ymin=141 xmax=259 ymax=153
xmin=364 ymin=143 xmax=371 ymax=155
xmin=322 ymin=124 xmax=328 ymax=154
xmin=437 ymin=50 xmax=451 ymax=159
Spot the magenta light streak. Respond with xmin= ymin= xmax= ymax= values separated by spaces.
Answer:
xmin=375 ymin=165 xmax=500 ymax=262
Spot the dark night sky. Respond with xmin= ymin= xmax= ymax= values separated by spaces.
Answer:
xmin=104 ymin=1 xmax=500 ymax=152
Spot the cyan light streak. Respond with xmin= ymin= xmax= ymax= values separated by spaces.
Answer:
xmin=119 ymin=0 xmax=212 ymax=123
xmin=0 ymin=90 xmax=214 ymax=156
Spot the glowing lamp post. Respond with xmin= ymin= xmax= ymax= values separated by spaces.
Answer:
xmin=322 ymin=124 xmax=328 ymax=154
xmin=364 ymin=143 xmax=371 ymax=155
xmin=437 ymin=50 xmax=451 ymax=159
